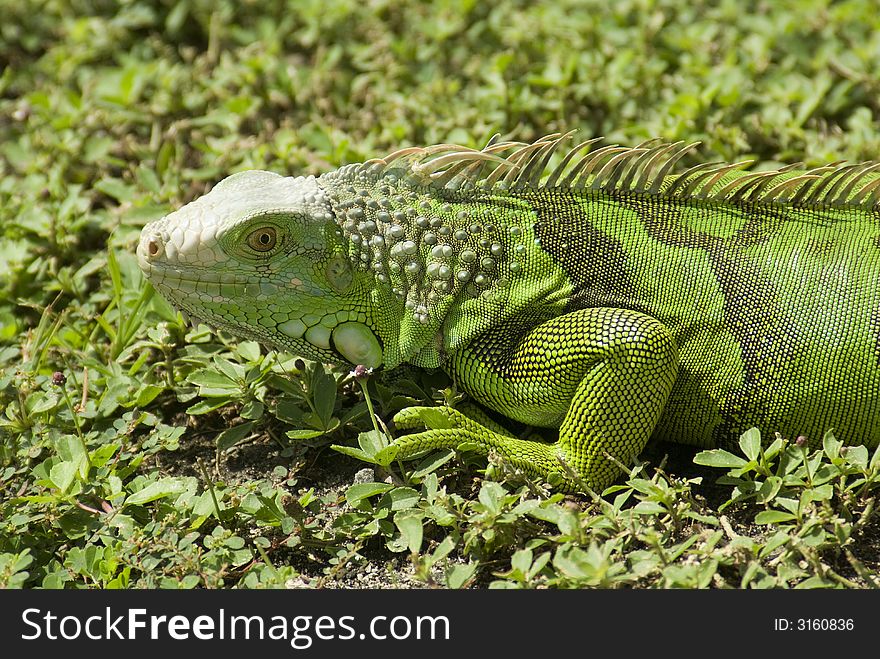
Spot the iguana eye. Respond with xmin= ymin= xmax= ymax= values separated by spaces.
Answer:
xmin=247 ymin=227 xmax=277 ymax=252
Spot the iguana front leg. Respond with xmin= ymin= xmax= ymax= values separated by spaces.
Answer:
xmin=392 ymin=307 xmax=679 ymax=491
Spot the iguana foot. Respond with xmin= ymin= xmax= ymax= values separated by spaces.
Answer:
xmin=391 ymin=405 xmax=580 ymax=489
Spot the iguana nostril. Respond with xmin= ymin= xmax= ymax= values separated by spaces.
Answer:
xmin=148 ymin=238 xmax=161 ymax=257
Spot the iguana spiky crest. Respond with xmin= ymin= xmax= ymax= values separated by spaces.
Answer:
xmin=335 ymin=132 xmax=880 ymax=208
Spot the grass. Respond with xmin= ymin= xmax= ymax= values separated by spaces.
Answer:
xmin=1 ymin=0 xmax=880 ymax=589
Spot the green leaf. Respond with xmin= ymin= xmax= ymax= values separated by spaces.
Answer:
xmin=510 ymin=548 xmax=533 ymax=575
xmin=870 ymin=443 xmax=880 ymax=471
xmin=416 ymin=408 xmax=459 ymax=430
xmin=384 ymin=487 xmax=420 ymax=511
xmin=794 ymin=576 xmax=835 ymax=589
xmin=394 ymin=511 xmax=424 ymax=553
xmin=165 ymin=0 xmax=189 ymax=33
xmin=756 ymin=476 xmax=783 ymax=504
xmin=286 ymin=428 xmax=325 ymax=440
xmin=370 ymin=445 xmax=400 ymax=467
xmin=527 ymin=505 xmax=566 ymax=526
xmin=822 ymin=430 xmax=841 ymax=461
xmin=682 ymin=510 xmax=719 ymax=526
xmin=89 ymin=443 xmax=120 ymax=468
xmin=29 ymin=392 xmax=60 ymax=415
xmin=843 ymin=444 xmax=868 ymax=470
xmin=693 ymin=449 xmax=748 ymax=468
xmin=237 ymin=341 xmax=261 ymax=362
xmin=49 ymin=461 xmax=79 ymax=494
xmin=358 ymin=430 xmax=389 ymax=456
xmin=125 ymin=478 xmax=189 ymax=506
xmin=213 ymin=356 xmax=245 ymax=383
xmin=410 ymin=449 xmax=456 ymax=478
xmin=338 ymin=400 xmax=368 ymax=426
xmin=186 ymin=398 xmax=232 ymax=415
xmin=763 ymin=436 xmax=784 ymax=462
xmin=477 ymin=481 xmax=505 ymax=514
xmin=312 ymin=369 xmax=337 ymax=428
xmin=738 ymin=427 xmax=762 ymax=462
xmin=216 ymin=422 xmax=255 ymax=453
xmin=754 ymin=510 xmax=797 ymax=525
xmin=275 ymin=399 xmax=304 ymax=425
xmin=445 ymin=562 xmax=477 ymax=589
xmin=758 ymin=531 xmax=791 ymax=558
xmin=431 ymin=536 xmax=456 ymax=563
xmin=55 ymin=434 xmax=89 ymax=479
xmin=345 ymin=482 xmax=394 ymax=506
xmin=187 ymin=369 xmax=238 ymax=393
xmin=134 ymin=384 xmax=164 ymax=407
xmin=805 ymin=484 xmax=833 ymax=502
xmin=774 ymin=496 xmax=800 ymax=515
xmin=632 ymin=501 xmax=667 ymax=514
xmin=240 ymin=399 xmax=264 ymax=420
xmin=626 ymin=478 xmax=659 ymax=496
xmin=331 ymin=445 xmax=376 ymax=463
xmin=553 ymin=548 xmax=591 ymax=580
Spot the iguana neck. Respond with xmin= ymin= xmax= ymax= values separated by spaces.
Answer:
xmin=318 ymin=170 xmax=572 ymax=367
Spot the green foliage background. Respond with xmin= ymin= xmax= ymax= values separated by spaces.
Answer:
xmin=1 ymin=0 xmax=879 ymax=588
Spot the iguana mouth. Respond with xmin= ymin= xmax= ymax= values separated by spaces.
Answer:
xmin=137 ymin=263 xmax=244 ymax=303
xmin=138 ymin=261 xmax=249 ymax=287
xmin=137 ymin=232 xmax=250 ymax=293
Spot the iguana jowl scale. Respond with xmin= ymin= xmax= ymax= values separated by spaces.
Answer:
xmin=137 ymin=133 xmax=880 ymax=490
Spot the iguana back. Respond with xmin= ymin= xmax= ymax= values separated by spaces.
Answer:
xmin=494 ymin=182 xmax=880 ymax=449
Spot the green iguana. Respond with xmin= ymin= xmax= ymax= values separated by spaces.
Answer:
xmin=137 ymin=132 xmax=880 ymax=491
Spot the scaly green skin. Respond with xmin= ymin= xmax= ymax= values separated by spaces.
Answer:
xmin=138 ymin=135 xmax=880 ymax=491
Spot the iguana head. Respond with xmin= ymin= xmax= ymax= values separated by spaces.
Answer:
xmin=138 ymin=138 xmax=564 ymax=370
xmin=137 ymin=170 xmax=386 ymax=368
